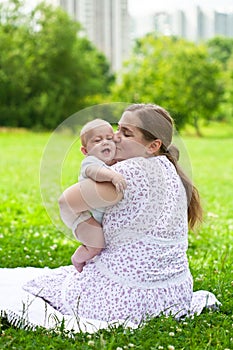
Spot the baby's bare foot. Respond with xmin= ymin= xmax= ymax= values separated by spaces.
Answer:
xmin=71 ymin=254 xmax=85 ymax=273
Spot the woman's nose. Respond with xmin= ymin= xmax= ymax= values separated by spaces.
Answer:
xmin=113 ymin=131 xmax=121 ymax=143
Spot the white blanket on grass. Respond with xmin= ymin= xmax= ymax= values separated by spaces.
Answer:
xmin=0 ymin=267 xmax=221 ymax=333
xmin=0 ymin=267 xmax=137 ymax=333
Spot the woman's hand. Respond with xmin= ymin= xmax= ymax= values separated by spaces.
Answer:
xmin=58 ymin=179 xmax=123 ymax=229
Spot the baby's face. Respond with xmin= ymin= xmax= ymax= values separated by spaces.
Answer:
xmin=85 ymin=125 xmax=116 ymax=164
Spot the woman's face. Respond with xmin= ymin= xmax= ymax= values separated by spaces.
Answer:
xmin=114 ymin=111 xmax=151 ymax=161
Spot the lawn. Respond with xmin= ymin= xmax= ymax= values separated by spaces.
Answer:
xmin=0 ymin=123 xmax=232 ymax=349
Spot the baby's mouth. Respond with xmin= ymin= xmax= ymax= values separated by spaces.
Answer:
xmin=102 ymin=148 xmax=111 ymax=156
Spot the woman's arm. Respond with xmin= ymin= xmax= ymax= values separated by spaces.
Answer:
xmin=58 ymin=179 xmax=123 ymax=229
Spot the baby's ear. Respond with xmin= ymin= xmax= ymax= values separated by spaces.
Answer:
xmin=81 ymin=146 xmax=88 ymax=155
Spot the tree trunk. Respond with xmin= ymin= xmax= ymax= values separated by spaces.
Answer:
xmin=193 ymin=116 xmax=202 ymax=137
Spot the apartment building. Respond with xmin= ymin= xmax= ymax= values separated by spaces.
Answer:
xmin=48 ymin=0 xmax=130 ymax=71
xmin=132 ymin=6 xmax=233 ymax=43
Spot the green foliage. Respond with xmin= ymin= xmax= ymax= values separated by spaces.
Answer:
xmin=111 ymin=35 xmax=224 ymax=131
xmin=207 ymin=37 xmax=233 ymax=123
xmin=1 ymin=1 xmax=233 ymax=134
xmin=0 ymin=126 xmax=232 ymax=348
xmin=207 ymin=36 xmax=233 ymax=69
xmin=224 ymin=56 xmax=233 ymax=119
xmin=0 ymin=0 xmax=114 ymax=129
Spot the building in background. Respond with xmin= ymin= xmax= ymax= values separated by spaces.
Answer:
xmin=214 ymin=10 xmax=233 ymax=37
xmin=44 ymin=1 xmax=233 ymax=69
xmin=48 ymin=0 xmax=130 ymax=72
xmin=172 ymin=10 xmax=187 ymax=38
xmin=131 ymin=6 xmax=233 ymax=43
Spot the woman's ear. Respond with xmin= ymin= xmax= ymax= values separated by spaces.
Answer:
xmin=146 ymin=139 xmax=162 ymax=155
xmin=81 ymin=146 xmax=88 ymax=155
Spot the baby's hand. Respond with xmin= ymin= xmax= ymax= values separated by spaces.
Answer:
xmin=111 ymin=173 xmax=127 ymax=193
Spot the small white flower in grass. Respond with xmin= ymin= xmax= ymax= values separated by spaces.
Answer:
xmin=167 ymin=345 xmax=175 ymax=350
xmin=169 ymin=332 xmax=175 ymax=337
xmin=128 ymin=344 xmax=135 ymax=348
xmin=207 ymin=212 xmax=218 ymax=218
xmin=158 ymin=346 xmax=164 ymax=349
xmin=116 ymin=347 xmax=123 ymax=350
xmin=87 ymin=334 xmax=92 ymax=339
xmin=87 ymin=340 xmax=95 ymax=346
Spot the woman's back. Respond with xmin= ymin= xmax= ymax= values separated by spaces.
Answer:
xmin=96 ymin=156 xmax=190 ymax=287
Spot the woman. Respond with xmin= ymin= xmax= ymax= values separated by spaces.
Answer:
xmin=22 ymin=103 xmax=220 ymax=325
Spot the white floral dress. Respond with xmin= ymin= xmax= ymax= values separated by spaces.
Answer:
xmin=23 ymin=156 xmax=220 ymax=324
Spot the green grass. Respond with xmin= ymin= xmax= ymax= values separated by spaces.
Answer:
xmin=0 ymin=125 xmax=233 ymax=349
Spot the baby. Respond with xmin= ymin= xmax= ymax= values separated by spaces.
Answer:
xmin=71 ymin=119 xmax=126 ymax=272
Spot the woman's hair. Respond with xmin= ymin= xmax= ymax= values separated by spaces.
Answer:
xmin=125 ymin=103 xmax=203 ymax=230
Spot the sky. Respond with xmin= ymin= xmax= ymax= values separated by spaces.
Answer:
xmin=0 ymin=0 xmax=232 ymax=14
xmin=128 ymin=0 xmax=233 ymax=16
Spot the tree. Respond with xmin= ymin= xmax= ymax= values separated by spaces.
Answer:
xmin=0 ymin=0 xmax=32 ymax=126
xmin=225 ymin=57 xmax=233 ymax=120
xmin=207 ymin=36 xmax=233 ymax=69
xmin=0 ymin=0 xmax=114 ymax=129
xmin=111 ymin=35 xmax=224 ymax=132
xmin=207 ymin=37 xmax=233 ymax=122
